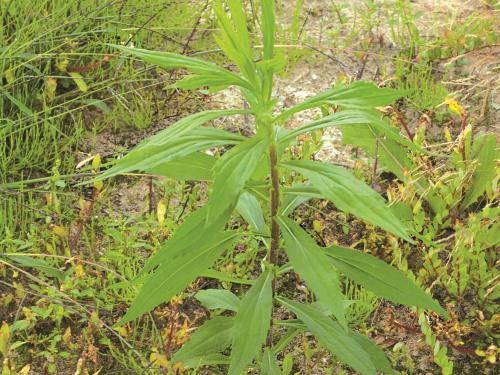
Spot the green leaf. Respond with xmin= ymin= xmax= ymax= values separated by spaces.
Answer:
xmin=201 ymin=269 xmax=254 ymax=285
xmin=262 ymin=348 xmax=282 ymax=375
xmin=229 ymin=269 xmax=273 ymax=375
xmin=112 ymin=44 xmax=251 ymax=90
xmin=281 ymin=109 xmax=417 ymax=153
xmin=137 ymin=109 xmax=246 ymax=150
xmin=323 ymin=245 xmax=448 ymax=318
xmin=208 ymin=135 xmax=270 ymax=224
xmin=279 ymin=217 xmax=346 ymax=327
xmin=0 ymin=86 xmax=33 ymax=116
xmin=97 ymin=127 xmax=244 ymax=181
xmin=195 ymin=289 xmax=241 ymax=312
xmin=261 ymin=0 xmax=276 ymax=61
xmin=119 ymin=206 xmax=238 ymax=325
xmin=68 ymin=72 xmax=88 ymax=92
xmin=213 ymin=0 xmax=257 ymax=89
xmin=277 ymin=297 xmax=376 ymax=375
xmin=461 ymin=133 xmax=498 ymax=209
xmin=340 ymin=122 xmax=441 ymax=212
xmin=140 ymin=205 xmax=227 ymax=275
xmin=350 ymin=332 xmax=397 ymax=375
xmin=5 ymin=255 xmax=65 ymax=281
xmin=236 ymin=191 xmax=268 ymax=235
xmin=277 ymin=81 xmax=405 ymax=123
xmin=146 ymin=152 xmax=215 ymax=181
xmin=172 ymin=316 xmax=233 ymax=368
xmin=282 ymin=160 xmax=412 ymax=241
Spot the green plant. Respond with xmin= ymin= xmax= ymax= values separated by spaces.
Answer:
xmin=92 ymin=1 xmax=448 ymax=374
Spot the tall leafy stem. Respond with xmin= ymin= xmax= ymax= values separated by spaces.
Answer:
xmin=96 ymin=1 xmax=448 ymax=374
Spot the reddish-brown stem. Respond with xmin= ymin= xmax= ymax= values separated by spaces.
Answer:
xmin=266 ymin=142 xmax=280 ymax=347
xmin=269 ymin=143 xmax=280 ymax=271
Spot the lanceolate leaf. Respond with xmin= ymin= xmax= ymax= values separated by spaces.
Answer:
xmin=281 ymin=183 xmax=324 ymax=215
xmin=277 ymin=298 xmax=376 ymax=375
xmin=171 ymin=316 xmax=234 ymax=368
xmin=229 ymin=269 xmax=273 ymax=375
xmin=279 ymin=217 xmax=346 ymax=328
xmin=340 ymin=122 xmax=442 ymax=213
xmin=261 ymin=0 xmax=275 ymax=61
xmin=461 ymin=132 xmax=498 ymax=209
xmin=280 ymin=109 xmax=417 ymax=152
xmin=141 ymin=205 xmax=228 ymax=275
xmin=277 ymin=81 xmax=405 ymax=123
xmin=236 ymin=191 xmax=268 ymax=235
xmin=213 ymin=0 xmax=257 ymax=89
xmin=112 ymin=44 xmax=251 ymax=90
xmin=323 ymin=245 xmax=448 ymax=318
xmin=5 ymin=255 xmax=65 ymax=281
xmin=208 ymin=135 xmax=270 ymax=224
xmin=136 ymin=109 xmax=247 ymax=149
xmin=195 ymin=289 xmax=241 ymax=312
xmin=98 ymin=127 xmax=244 ymax=181
xmin=119 ymin=222 xmax=237 ymax=324
xmin=282 ymin=160 xmax=412 ymax=241
xmin=146 ymin=152 xmax=215 ymax=181
xmin=262 ymin=348 xmax=282 ymax=375
xmin=350 ymin=332 xmax=397 ymax=375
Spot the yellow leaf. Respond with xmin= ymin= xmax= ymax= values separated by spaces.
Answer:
xmin=74 ymin=357 xmax=85 ymax=375
xmin=157 ymin=199 xmax=166 ymax=226
xmin=312 ymin=220 xmax=322 ymax=232
xmin=45 ymin=77 xmax=58 ymax=102
xmin=150 ymin=352 xmax=169 ymax=368
xmin=56 ymin=58 xmax=69 ymax=72
xmin=4 ymin=69 xmax=14 ymax=85
xmin=176 ymin=320 xmax=189 ymax=345
xmin=74 ymin=263 xmax=85 ymax=278
xmin=17 ymin=364 xmax=30 ymax=375
xmin=93 ymin=180 xmax=103 ymax=192
xmin=91 ymin=154 xmax=101 ymax=171
xmin=63 ymin=327 xmax=72 ymax=346
xmin=68 ymin=72 xmax=88 ymax=93
xmin=444 ymin=127 xmax=452 ymax=143
xmin=0 ymin=321 xmax=10 ymax=355
xmin=52 ymin=225 xmax=67 ymax=238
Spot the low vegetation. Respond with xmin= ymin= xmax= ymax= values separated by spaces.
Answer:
xmin=1 ymin=0 xmax=498 ymax=374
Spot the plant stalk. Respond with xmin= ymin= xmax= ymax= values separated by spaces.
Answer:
xmin=267 ymin=139 xmax=280 ymax=346
xmin=269 ymin=142 xmax=280 ymax=270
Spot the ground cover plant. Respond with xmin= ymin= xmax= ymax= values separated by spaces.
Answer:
xmin=0 ymin=0 xmax=498 ymax=374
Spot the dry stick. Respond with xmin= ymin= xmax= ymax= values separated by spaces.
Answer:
xmin=148 ymin=176 xmax=155 ymax=215
xmin=372 ymin=138 xmax=379 ymax=187
xmin=267 ymin=142 xmax=280 ymax=347
xmin=164 ymin=0 xmax=209 ymax=105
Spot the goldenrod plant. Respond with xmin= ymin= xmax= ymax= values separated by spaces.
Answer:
xmin=94 ymin=1 xmax=447 ymax=373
